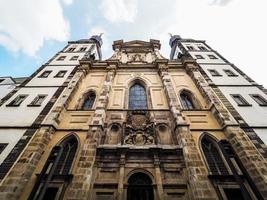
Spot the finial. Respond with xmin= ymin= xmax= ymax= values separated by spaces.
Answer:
xmin=99 ymin=33 xmax=104 ymax=37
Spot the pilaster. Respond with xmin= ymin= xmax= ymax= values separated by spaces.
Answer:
xmin=65 ymin=65 xmax=116 ymax=200
xmin=157 ymin=63 xmax=218 ymax=200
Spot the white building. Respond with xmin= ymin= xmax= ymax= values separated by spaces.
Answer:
xmin=0 ymin=35 xmax=102 ymax=180
xmin=170 ymin=35 xmax=267 ymax=157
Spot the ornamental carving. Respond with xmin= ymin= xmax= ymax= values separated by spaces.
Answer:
xmin=124 ymin=131 xmax=154 ymax=145
xmin=124 ymin=111 xmax=155 ymax=145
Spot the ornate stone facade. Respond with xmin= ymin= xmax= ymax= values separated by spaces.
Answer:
xmin=0 ymin=37 xmax=266 ymax=200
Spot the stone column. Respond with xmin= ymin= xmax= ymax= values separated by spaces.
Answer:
xmin=157 ymin=63 xmax=218 ymax=200
xmin=65 ymin=65 xmax=116 ymax=200
xmin=118 ymin=150 xmax=126 ymax=200
xmin=184 ymin=60 xmax=267 ymax=198
xmin=153 ymin=151 xmax=164 ymax=200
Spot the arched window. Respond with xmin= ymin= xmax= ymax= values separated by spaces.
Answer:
xmin=29 ymin=135 xmax=78 ymax=200
xmin=201 ymin=135 xmax=229 ymax=175
xmin=127 ymin=172 xmax=154 ymax=200
xmin=180 ymin=90 xmax=196 ymax=110
xmin=82 ymin=91 xmax=96 ymax=110
xmin=129 ymin=83 xmax=148 ymax=109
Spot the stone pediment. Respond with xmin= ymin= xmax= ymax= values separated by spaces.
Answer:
xmin=108 ymin=39 xmax=166 ymax=64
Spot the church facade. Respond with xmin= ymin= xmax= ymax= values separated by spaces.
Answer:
xmin=0 ymin=35 xmax=266 ymax=200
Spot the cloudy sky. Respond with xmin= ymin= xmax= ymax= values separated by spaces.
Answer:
xmin=0 ymin=0 xmax=266 ymax=87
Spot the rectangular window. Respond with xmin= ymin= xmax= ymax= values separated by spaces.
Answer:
xmin=186 ymin=46 xmax=195 ymax=50
xmin=28 ymin=95 xmax=47 ymax=106
xmin=231 ymin=94 xmax=251 ymax=106
xmin=67 ymin=47 xmax=76 ymax=52
xmin=250 ymin=94 xmax=267 ymax=106
xmin=54 ymin=70 xmax=67 ymax=78
xmin=6 ymin=94 xmax=28 ymax=106
xmin=195 ymin=55 xmax=204 ymax=59
xmin=70 ymin=56 xmax=79 ymax=61
xmin=79 ymin=47 xmax=87 ymax=52
xmin=208 ymin=69 xmax=221 ymax=76
xmin=56 ymin=56 xmax=66 ymax=61
xmin=0 ymin=143 xmax=8 ymax=154
xmin=208 ymin=54 xmax=218 ymax=59
xmin=198 ymin=46 xmax=208 ymax=51
xmin=223 ymin=69 xmax=237 ymax=77
xmin=38 ymin=70 xmax=52 ymax=78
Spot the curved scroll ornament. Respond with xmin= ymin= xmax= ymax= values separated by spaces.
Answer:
xmin=124 ymin=131 xmax=154 ymax=145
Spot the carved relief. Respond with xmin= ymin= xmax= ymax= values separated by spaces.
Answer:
xmin=124 ymin=111 xmax=155 ymax=145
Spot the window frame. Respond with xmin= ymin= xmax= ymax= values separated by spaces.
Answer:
xmin=66 ymin=47 xmax=76 ymax=52
xmin=70 ymin=56 xmax=79 ymax=61
xmin=208 ymin=54 xmax=218 ymax=59
xmin=54 ymin=70 xmax=67 ymax=78
xmin=198 ymin=46 xmax=208 ymax=51
xmin=186 ymin=45 xmax=195 ymax=50
xmin=231 ymin=94 xmax=252 ymax=106
xmin=223 ymin=69 xmax=238 ymax=77
xmin=208 ymin=69 xmax=222 ymax=77
xmin=6 ymin=94 xmax=28 ymax=107
xmin=195 ymin=54 xmax=204 ymax=59
xmin=28 ymin=94 xmax=47 ymax=107
xmin=38 ymin=70 xmax=52 ymax=78
xmin=56 ymin=56 xmax=66 ymax=61
xmin=249 ymin=94 xmax=267 ymax=106
xmin=81 ymin=91 xmax=96 ymax=110
xmin=128 ymin=83 xmax=148 ymax=110
xmin=79 ymin=47 xmax=87 ymax=52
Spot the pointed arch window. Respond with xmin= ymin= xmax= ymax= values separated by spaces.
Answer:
xmin=129 ymin=83 xmax=148 ymax=109
xmin=82 ymin=91 xmax=96 ymax=110
xmin=180 ymin=90 xmax=196 ymax=110
xmin=29 ymin=136 xmax=78 ymax=200
xmin=201 ymin=135 xmax=229 ymax=175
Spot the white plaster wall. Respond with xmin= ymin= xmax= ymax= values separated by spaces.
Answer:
xmin=0 ymin=87 xmax=57 ymax=126
xmin=219 ymin=86 xmax=267 ymax=126
xmin=27 ymin=65 xmax=75 ymax=87
xmin=0 ymin=129 xmax=25 ymax=164
xmin=0 ymin=77 xmax=16 ymax=99
xmin=253 ymin=129 xmax=267 ymax=144
xmin=200 ymin=64 xmax=251 ymax=85
xmin=190 ymin=51 xmax=225 ymax=64
xmin=0 ymin=85 xmax=16 ymax=100
xmin=181 ymin=42 xmax=210 ymax=51
xmin=49 ymin=52 xmax=86 ymax=65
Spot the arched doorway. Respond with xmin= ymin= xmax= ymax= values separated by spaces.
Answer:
xmin=127 ymin=172 xmax=154 ymax=200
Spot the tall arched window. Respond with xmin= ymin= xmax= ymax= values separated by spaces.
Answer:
xmin=82 ymin=91 xmax=96 ymax=110
xmin=180 ymin=90 xmax=196 ymax=110
xmin=29 ymin=135 xmax=78 ymax=200
xmin=129 ymin=83 xmax=148 ymax=109
xmin=201 ymin=135 xmax=229 ymax=175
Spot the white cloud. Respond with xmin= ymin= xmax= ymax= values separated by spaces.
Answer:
xmin=207 ymin=0 xmax=234 ymax=6
xmin=94 ymin=0 xmax=267 ymax=87
xmin=100 ymin=0 xmax=138 ymax=23
xmin=61 ymin=0 xmax=73 ymax=6
xmin=0 ymin=0 xmax=70 ymax=56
